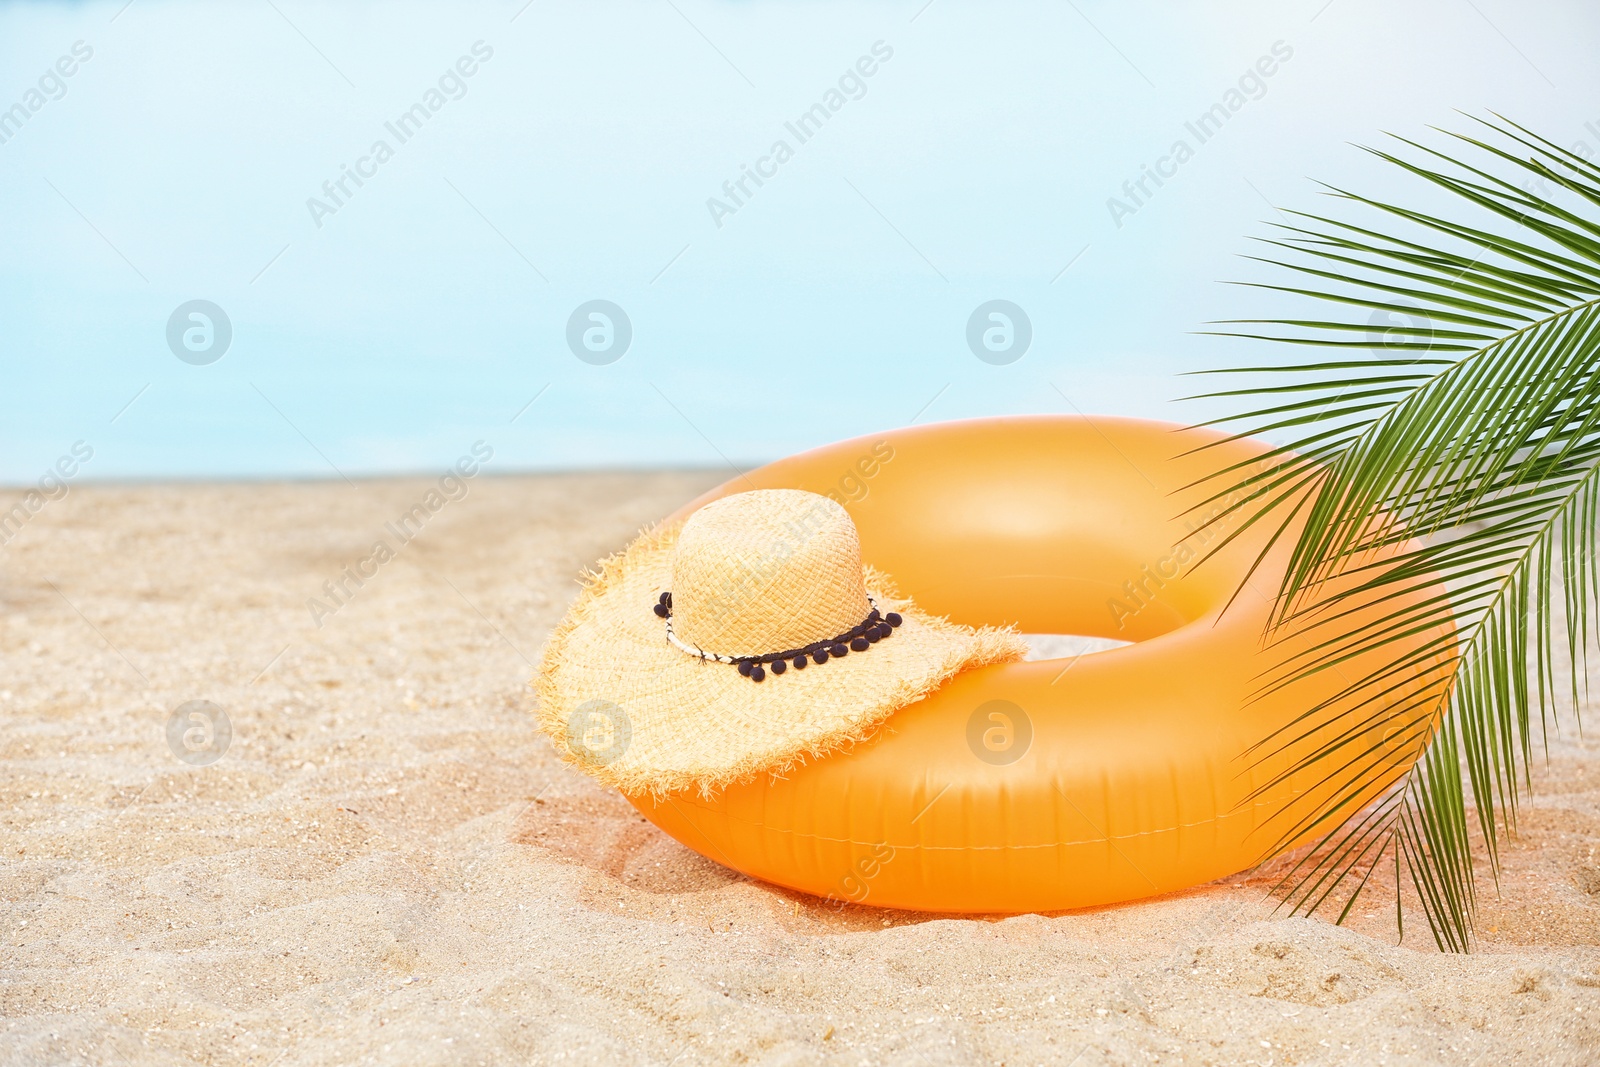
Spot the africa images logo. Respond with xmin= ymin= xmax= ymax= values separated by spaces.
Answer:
xmin=565 ymin=700 xmax=631 ymax=766
xmin=166 ymin=700 xmax=232 ymax=767
xmin=1106 ymin=40 xmax=1293 ymax=228
xmin=966 ymin=300 xmax=1032 ymax=365
xmin=0 ymin=40 xmax=93 ymax=147
xmin=566 ymin=300 xmax=632 ymax=365
xmin=705 ymin=41 xmax=894 ymax=228
xmin=166 ymin=300 xmax=232 ymax=365
xmin=305 ymin=41 xmax=494 ymax=229
xmin=966 ymin=700 xmax=1032 ymax=765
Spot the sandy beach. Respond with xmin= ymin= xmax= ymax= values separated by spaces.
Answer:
xmin=2 ymin=472 xmax=1598 ymax=1066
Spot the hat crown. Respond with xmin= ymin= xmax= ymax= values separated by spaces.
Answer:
xmin=669 ymin=489 xmax=871 ymax=655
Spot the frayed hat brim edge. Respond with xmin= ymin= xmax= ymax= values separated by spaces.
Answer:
xmin=533 ymin=521 xmax=1029 ymax=801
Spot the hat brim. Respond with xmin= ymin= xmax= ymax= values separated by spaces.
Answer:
xmin=535 ymin=521 xmax=1028 ymax=798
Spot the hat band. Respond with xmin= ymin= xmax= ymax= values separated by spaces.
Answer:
xmin=653 ymin=591 xmax=903 ymax=682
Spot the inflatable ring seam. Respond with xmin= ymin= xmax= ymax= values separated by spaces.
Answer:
xmin=664 ymin=792 xmax=1298 ymax=847
xmin=630 ymin=416 xmax=1453 ymax=912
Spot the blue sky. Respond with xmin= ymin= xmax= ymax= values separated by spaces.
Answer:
xmin=2 ymin=0 xmax=1596 ymax=482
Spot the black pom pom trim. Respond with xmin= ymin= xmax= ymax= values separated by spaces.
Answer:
xmin=656 ymin=591 xmax=900 ymax=682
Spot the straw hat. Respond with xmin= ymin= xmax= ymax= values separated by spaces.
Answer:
xmin=535 ymin=489 xmax=1028 ymax=798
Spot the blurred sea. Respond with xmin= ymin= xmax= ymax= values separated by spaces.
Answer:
xmin=1 ymin=0 xmax=1594 ymax=481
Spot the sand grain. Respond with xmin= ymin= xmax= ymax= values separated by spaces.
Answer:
xmin=1 ymin=474 xmax=1597 ymax=1065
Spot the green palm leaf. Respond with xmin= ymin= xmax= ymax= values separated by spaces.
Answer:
xmin=1194 ymin=113 xmax=1600 ymax=951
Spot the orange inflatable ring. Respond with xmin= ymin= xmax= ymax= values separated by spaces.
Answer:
xmin=630 ymin=416 xmax=1453 ymax=913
